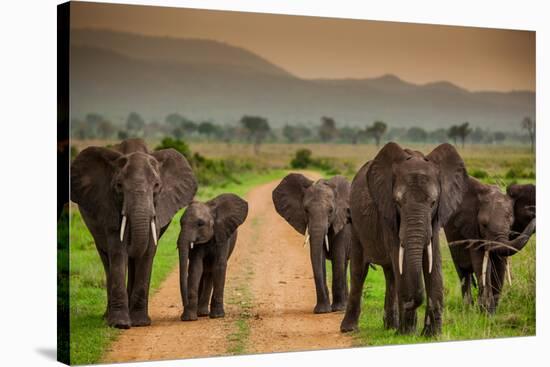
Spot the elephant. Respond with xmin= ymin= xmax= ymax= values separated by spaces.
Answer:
xmin=445 ymin=179 xmax=536 ymax=313
xmin=178 ymin=193 xmax=248 ymax=321
xmin=507 ymin=183 xmax=536 ymax=235
xmin=272 ymin=174 xmax=351 ymax=314
xmin=340 ymin=142 xmax=468 ymax=336
xmin=71 ymin=139 xmax=197 ymax=328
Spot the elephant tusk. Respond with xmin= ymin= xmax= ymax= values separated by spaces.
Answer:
xmin=304 ymin=225 xmax=310 ymax=248
xmin=120 ymin=215 xmax=127 ymax=243
xmin=190 ymin=241 xmax=194 ymax=250
xmin=481 ymin=250 xmax=489 ymax=287
xmin=506 ymin=258 xmax=512 ymax=286
xmin=151 ymin=220 xmax=158 ymax=246
xmin=427 ymin=241 xmax=433 ymax=274
xmin=325 ymin=234 xmax=329 ymax=252
xmin=399 ymin=244 xmax=404 ymax=275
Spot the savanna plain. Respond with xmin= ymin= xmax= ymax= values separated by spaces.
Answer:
xmin=64 ymin=141 xmax=535 ymax=364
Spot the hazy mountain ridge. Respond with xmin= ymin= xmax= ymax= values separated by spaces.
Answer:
xmin=70 ymin=29 xmax=535 ymax=131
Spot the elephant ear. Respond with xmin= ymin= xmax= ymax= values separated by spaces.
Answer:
xmin=327 ymin=175 xmax=351 ymax=234
xmin=272 ymin=173 xmax=314 ymax=234
xmin=208 ymin=194 xmax=249 ymax=243
xmin=151 ymin=149 xmax=198 ymax=228
xmin=366 ymin=142 xmax=408 ymax=229
xmin=70 ymin=146 xmax=122 ymax=224
xmin=427 ymin=143 xmax=468 ymax=226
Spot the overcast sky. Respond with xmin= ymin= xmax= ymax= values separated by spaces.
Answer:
xmin=71 ymin=2 xmax=535 ymax=92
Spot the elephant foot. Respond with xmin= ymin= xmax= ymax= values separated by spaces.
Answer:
xmin=107 ymin=310 xmax=131 ymax=329
xmin=421 ymin=323 xmax=441 ymax=337
xmin=130 ymin=311 xmax=151 ymax=327
xmin=198 ymin=306 xmax=210 ymax=317
xmin=340 ymin=318 xmax=359 ymax=333
xmin=383 ymin=310 xmax=399 ymax=330
xmin=181 ymin=309 xmax=198 ymax=321
xmin=209 ymin=306 xmax=225 ymax=319
xmin=331 ymin=302 xmax=347 ymax=312
xmin=314 ymin=303 xmax=332 ymax=314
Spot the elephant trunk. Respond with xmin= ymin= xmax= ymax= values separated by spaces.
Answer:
xmin=493 ymin=218 xmax=536 ymax=257
xmin=126 ymin=192 xmax=155 ymax=258
xmin=178 ymin=234 xmax=189 ymax=307
xmin=308 ymin=221 xmax=330 ymax=312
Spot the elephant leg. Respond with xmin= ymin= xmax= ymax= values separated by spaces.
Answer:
xmin=128 ymin=249 xmax=155 ymax=327
xmin=182 ymin=253 xmax=203 ymax=321
xmin=107 ymin=244 xmax=130 ymax=329
xmin=198 ymin=270 xmax=213 ymax=317
xmin=340 ymin=233 xmax=369 ymax=332
xmin=98 ymin=249 xmax=111 ymax=320
xmin=490 ymin=258 xmax=507 ymax=310
xmin=310 ymin=240 xmax=331 ymax=314
xmin=330 ymin=241 xmax=348 ymax=312
xmin=421 ymin=242 xmax=443 ymax=337
xmin=457 ymin=268 xmax=473 ymax=306
xmin=127 ymin=257 xmax=135 ymax=305
xmin=209 ymin=257 xmax=228 ymax=319
xmin=382 ymin=266 xmax=399 ymax=329
xmin=472 ymin=250 xmax=495 ymax=313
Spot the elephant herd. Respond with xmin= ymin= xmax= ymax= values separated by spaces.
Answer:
xmin=71 ymin=139 xmax=535 ymax=338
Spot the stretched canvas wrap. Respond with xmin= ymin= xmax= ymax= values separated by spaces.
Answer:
xmin=57 ymin=1 xmax=536 ymax=365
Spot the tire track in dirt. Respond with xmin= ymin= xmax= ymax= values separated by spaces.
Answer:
xmin=102 ymin=171 xmax=352 ymax=363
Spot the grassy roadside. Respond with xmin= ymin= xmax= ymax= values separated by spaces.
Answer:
xmin=69 ymin=169 xmax=287 ymax=365
xmin=352 ymin=234 xmax=535 ymax=345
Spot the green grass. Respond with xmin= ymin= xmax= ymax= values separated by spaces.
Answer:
xmin=68 ymin=169 xmax=288 ymax=365
xmin=353 ymin=235 xmax=536 ymax=345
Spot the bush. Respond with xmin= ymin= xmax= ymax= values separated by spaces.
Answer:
xmin=290 ymin=149 xmax=313 ymax=169
xmin=155 ymin=137 xmax=191 ymax=160
xmin=505 ymin=167 xmax=535 ymax=179
xmin=470 ymin=168 xmax=489 ymax=179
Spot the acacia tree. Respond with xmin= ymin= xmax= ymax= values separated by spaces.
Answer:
xmin=240 ymin=115 xmax=271 ymax=154
xmin=126 ymin=112 xmax=145 ymax=137
xmin=448 ymin=122 xmax=471 ymax=148
xmin=521 ymin=117 xmax=536 ymax=153
xmin=319 ymin=116 xmax=338 ymax=142
xmin=366 ymin=120 xmax=387 ymax=147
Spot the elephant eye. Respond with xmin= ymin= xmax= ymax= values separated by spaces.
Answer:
xmin=430 ymin=200 xmax=436 ymax=208
xmin=197 ymin=219 xmax=205 ymax=227
xmin=115 ymin=182 xmax=123 ymax=192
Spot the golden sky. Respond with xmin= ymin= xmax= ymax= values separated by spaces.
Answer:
xmin=71 ymin=2 xmax=535 ymax=92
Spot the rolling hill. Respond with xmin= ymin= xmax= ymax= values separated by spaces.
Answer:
xmin=70 ymin=29 xmax=535 ymax=131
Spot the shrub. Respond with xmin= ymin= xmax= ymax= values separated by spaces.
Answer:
xmin=290 ymin=149 xmax=313 ymax=169
xmin=470 ymin=168 xmax=489 ymax=179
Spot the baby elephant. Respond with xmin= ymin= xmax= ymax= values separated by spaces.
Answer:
xmin=273 ymin=174 xmax=351 ymax=314
xmin=178 ymin=193 xmax=249 ymax=321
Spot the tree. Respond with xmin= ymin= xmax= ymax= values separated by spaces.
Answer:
xmin=365 ymin=120 xmax=387 ymax=147
xmin=319 ymin=116 xmax=338 ymax=143
xmin=283 ymin=124 xmax=311 ymax=143
xmin=448 ymin=122 xmax=471 ymax=148
xmin=429 ymin=128 xmax=448 ymax=143
xmin=448 ymin=125 xmax=459 ymax=145
xmin=126 ymin=112 xmax=145 ymax=137
xmin=493 ymin=131 xmax=506 ymax=144
xmin=240 ymin=115 xmax=271 ymax=154
xmin=339 ymin=126 xmax=360 ymax=144
xmin=521 ymin=117 xmax=536 ymax=153
xmin=406 ymin=126 xmax=428 ymax=143
xmin=457 ymin=122 xmax=472 ymax=148
xmin=197 ymin=121 xmax=217 ymax=139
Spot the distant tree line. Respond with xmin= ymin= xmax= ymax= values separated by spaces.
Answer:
xmin=71 ymin=112 xmax=535 ymax=149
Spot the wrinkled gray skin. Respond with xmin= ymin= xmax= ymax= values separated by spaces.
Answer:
xmin=445 ymin=179 xmax=536 ymax=313
xmin=178 ymin=194 xmax=248 ymax=321
xmin=71 ymin=139 xmax=197 ymax=328
xmin=273 ymin=174 xmax=351 ymax=314
xmin=340 ymin=143 xmax=468 ymax=336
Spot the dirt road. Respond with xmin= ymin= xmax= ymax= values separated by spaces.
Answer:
xmin=102 ymin=172 xmax=353 ymax=363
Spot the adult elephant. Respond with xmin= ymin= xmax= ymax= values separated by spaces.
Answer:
xmin=273 ymin=174 xmax=351 ymax=313
xmin=340 ymin=143 xmax=467 ymax=336
xmin=71 ymin=139 xmax=197 ymax=328
xmin=445 ymin=179 xmax=536 ymax=313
